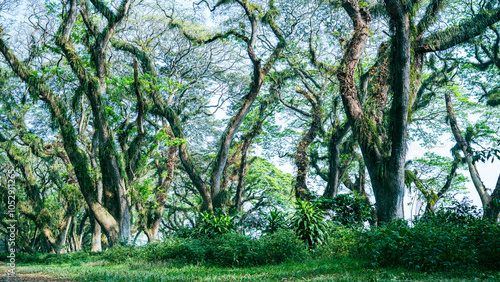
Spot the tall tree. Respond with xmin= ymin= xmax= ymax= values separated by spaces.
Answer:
xmin=333 ymin=0 xmax=500 ymax=222
xmin=0 ymin=0 xmax=145 ymax=245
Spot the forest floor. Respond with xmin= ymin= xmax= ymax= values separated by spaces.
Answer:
xmin=0 ymin=272 xmax=77 ymax=281
xmin=0 ymin=257 xmax=499 ymax=281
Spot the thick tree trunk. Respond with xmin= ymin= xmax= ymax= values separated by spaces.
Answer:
xmin=56 ymin=0 xmax=132 ymax=244
xmin=43 ymin=214 xmax=72 ymax=254
xmin=377 ymin=0 xmax=412 ymax=223
xmin=0 ymin=36 xmax=123 ymax=245
xmin=210 ymin=72 xmax=264 ymax=207
xmin=338 ymin=0 xmax=410 ymax=223
xmin=324 ymin=140 xmax=340 ymax=198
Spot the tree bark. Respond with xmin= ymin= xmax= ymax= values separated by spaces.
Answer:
xmin=338 ymin=0 xmax=410 ymax=222
xmin=143 ymin=136 xmax=178 ymax=242
xmin=380 ymin=0 xmax=411 ymax=222
xmin=445 ymin=91 xmax=500 ymax=221
xmin=294 ymin=88 xmax=323 ymax=201
xmin=323 ymin=124 xmax=351 ymax=198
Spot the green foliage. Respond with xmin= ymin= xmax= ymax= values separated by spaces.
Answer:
xmin=312 ymin=225 xmax=362 ymax=259
xmin=153 ymin=128 xmax=186 ymax=146
xmin=143 ymin=230 xmax=308 ymax=267
xmin=243 ymin=157 xmax=294 ymax=203
xmin=14 ymin=255 xmax=500 ymax=281
xmin=101 ymin=245 xmax=141 ymax=263
xmin=292 ymin=199 xmax=328 ymax=247
xmin=359 ymin=203 xmax=500 ymax=271
xmin=196 ymin=211 xmax=235 ymax=238
xmin=253 ymin=229 xmax=310 ymax=265
xmin=475 ymin=223 xmax=500 ymax=269
xmin=207 ymin=233 xmax=252 ymax=266
xmin=263 ymin=208 xmax=288 ymax=235
xmin=316 ymin=193 xmax=375 ymax=227
xmin=10 ymin=251 xmax=99 ymax=265
xmin=144 ymin=237 xmax=206 ymax=264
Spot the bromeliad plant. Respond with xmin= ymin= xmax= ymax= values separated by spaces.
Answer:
xmin=196 ymin=211 xmax=235 ymax=238
xmin=264 ymin=208 xmax=289 ymax=235
xmin=292 ymin=199 xmax=328 ymax=247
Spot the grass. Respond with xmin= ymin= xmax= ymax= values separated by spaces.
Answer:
xmin=2 ymin=256 xmax=499 ymax=281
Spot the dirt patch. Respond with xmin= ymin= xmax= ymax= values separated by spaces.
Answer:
xmin=0 ymin=273 xmax=77 ymax=281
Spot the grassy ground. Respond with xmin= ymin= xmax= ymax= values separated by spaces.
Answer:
xmin=2 ymin=257 xmax=499 ymax=281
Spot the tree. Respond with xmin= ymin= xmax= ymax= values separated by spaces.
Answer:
xmin=0 ymin=0 xmax=150 ymax=245
xmin=445 ymin=90 xmax=500 ymax=221
xmin=332 ymin=0 xmax=500 ymax=222
xmin=114 ymin=0 xmax=287 ymax=213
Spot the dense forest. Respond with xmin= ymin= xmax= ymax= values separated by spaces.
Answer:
xmin=0 ymin=0 xmax=499 ymax=280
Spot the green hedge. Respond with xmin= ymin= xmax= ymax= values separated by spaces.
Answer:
xmin=144 ymin=229 xmax=309 ymax=266
xmin=359 ymin=214 xmax=500 ymax=271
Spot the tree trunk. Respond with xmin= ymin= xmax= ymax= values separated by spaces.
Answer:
xmin=144 ymin=141 xmax=178 ymax=242
xmin=445 ymin=91 xmax=500 ymax=221
xmin=91 ymin=215 xmax=102 ymax=252
xmin=323 ymin=124 xmax=350 ymax=198
xmin=484 ymin=175 xmax=500 ymax=222
xmin=338 ymin=0 xmax=410 ymax=223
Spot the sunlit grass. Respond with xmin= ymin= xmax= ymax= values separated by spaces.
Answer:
xmin=3 ymin=256 xmax=499 ymax=281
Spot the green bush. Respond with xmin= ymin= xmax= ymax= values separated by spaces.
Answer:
xmin=359 ymin=211 xmax=500 ymax=271
xmin=206 ymin=233 xmax=253 ymax=266
xmin=263 ymin=208 xmax=288 ymax=235
xmin=142 ymin=230 xmax=308 ymax=267
xmin=312 ymin=225 xmax=362 ymax=258
xmin=13 ymin=252 xmax=46 ymax=264
xmin=144 ymin=237 xmax=206 ymax=264
xmin=12 ymin=251 xmax=98 ymax=265
xmin=472 ymin=222 xmax=500 ymax=269
xmin=196 ymin=211 xmax=235 ymax=238
xmin=101 ymin=245 xmax=141 ymax=263
xmin=292 ymin=199 xmax=328 ymax=247
xmin=316 ymin=193 xmax=376 ymax=227
xmin=252 ymin=229 xmax=310 ymax=265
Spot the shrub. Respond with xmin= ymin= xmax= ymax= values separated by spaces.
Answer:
xmin=316 ymin=193 xmax=376 ymax=227
xmin=312 ymin=225 xmax=362 ymax=258
xmin=13 ymin=252 xmax=47 ymax=264
xmin=143 ymin=230 xmax=309 ymax=267
xmin=292 ymin=199 xmax=328 ymax=247
xmin=11 ymin=251 xmax=99 ymax=265
xmin=252 ymin=229 xmax=310 ymax=265
xmin=101 ymin=245 xmax=141 ymax=263
xmin=144 ymin=237 xmax=206 ymax=264
xmin=359 ymin=219 xmax=409 ymax=268
xmin=173 ymin=227 xmax=197 ymax=238
xmin=472 ymin=222 xmax=500 ymax=269
xmin=196 ymin=211 xmax=235 ymax=238
xmin=359 ymin=210 xmax=500 ymax=271
xmin=206 ymin=233 xmax=253 ymax=266
xmin=263 ymin=208 xmax=288 ymax=235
